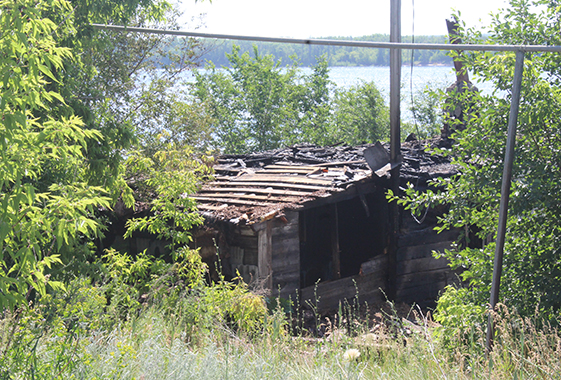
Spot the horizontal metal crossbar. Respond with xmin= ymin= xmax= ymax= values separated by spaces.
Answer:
xmin=92 ymin=24 xmax=561 ymax=53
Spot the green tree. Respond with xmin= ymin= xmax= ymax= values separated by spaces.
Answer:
xmin=331 ymin=81 xmax=390 ymax=145
xmin=291 ymin=57 xmax=334 ymax=146
xmin=0 ymin=0 xmax=112 ymax=308
xmin=404 ymin=83 xmax=444 ymax=140
xmin=192 ymin=46 xmax=390 ymax=152
xmin=0 ymin=0 xmax=199 ymax=309
xmin=395 ymin=0 xmax=561 ymax=320
xmin=193 ymin=46 xmax=335 ymax=153
xmin=63 ymin=6 xmax=205 ymax=193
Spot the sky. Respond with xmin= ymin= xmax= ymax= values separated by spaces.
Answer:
xmin=177 ymin=0 xmax=510 ymax=38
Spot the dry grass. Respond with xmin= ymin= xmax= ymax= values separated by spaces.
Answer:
xmin=1 ymin=293 xmax=560 ymax=379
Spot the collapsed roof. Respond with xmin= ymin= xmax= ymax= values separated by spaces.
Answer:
xmin=193 ymin=138 xmax=456 ymax=224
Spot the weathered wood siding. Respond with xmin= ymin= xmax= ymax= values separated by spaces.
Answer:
xmin=221 ymin=224 xmax=259 ymax=284
xmin=395 ymin=212 xmax=461 ymax=306
xmin=270 ymin=211 xmax=300 ymax=299
xmin=301 ymin=254 xmax=387 ymax=311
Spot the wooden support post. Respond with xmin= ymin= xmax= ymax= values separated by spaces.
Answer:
xmin=257 ymin=220 xmax=273 ymax=289
xmin=331 ymin=203 xmax=341 ymax=280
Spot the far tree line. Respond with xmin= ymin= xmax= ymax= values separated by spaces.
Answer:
xmin=167 ymin=34 xmax=452 ymax=67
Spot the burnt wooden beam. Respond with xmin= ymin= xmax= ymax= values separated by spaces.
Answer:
xmin=397 ymin=227 xmax=460 ymax=248
xmin=265 ymin=164 xmax=322 ymax=169
xmin=446 ymin=17 xmax=470 ymax=85
xmin=300 ymin=269 xmax=387 ymax=312
xmin=193 ymin=197 xmax=275 ymax=207
xmin=197 ymin=204 xmax=228 ymax=211
xmin=192 ymin=194 xmax=302 ymax=203
xmin=256 ymin=169 xmax=319 ymax=175
xmin=198 ymin=187 xmax=316 ymax=197
xmin=311 ymin=160 xmax=367 ymax=167
xmin=359 ymin=254 xmax=389 ymax=276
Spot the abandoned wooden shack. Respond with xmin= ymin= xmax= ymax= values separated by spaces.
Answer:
xmin=192 ymin=138 xmax=461 ymax=311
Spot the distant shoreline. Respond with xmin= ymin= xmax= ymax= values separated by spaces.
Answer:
xmin=209 ymin=64 xmax=455 ymax=69
xmin=302 ymin=64 xmax=455 ymax=68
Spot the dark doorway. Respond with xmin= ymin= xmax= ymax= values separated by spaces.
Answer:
xmin=337 ymin=191 xmax=388 ymax=278
xmin=299 ymin=188 xmax=389 ymax=286
xmin=299 ymin=205 xmax=335 ymax=287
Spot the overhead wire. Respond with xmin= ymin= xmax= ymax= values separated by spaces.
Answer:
xmin=410 ymin=0 xmax=421 ymax=141
xmin=409 ymin=0 xmax=431 ymax=225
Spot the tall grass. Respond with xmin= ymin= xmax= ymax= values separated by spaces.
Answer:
xmin=1 ymin=278 xmax=560 ymax=379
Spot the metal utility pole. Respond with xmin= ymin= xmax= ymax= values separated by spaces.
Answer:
xmin=485 ymin=49 xmax=525 ymax=352
xmin=387 ymin=0 xmax=401 ymax=300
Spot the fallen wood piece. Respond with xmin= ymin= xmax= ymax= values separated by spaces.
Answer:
xmin=192 ymin=193 xmax=302 ymax=203
xmin=312 ymin=160 xmax=367 ymax=167
xmin=192 ymin=197 xmax=275 ymax=207
xmin=360 ymin=255 xmax=389 ymax=276
xmin=198 ymin=187 xmax=315 ymax=197
xmin=255 ymin=168 xmax=317 ymax=174
xmin=232 ymin=174 xmax=334 ymax=186
xmin=207 ymin=181 xmax=333 ymax=191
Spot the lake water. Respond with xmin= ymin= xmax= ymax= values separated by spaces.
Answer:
xmin=318 ymin=66 xmax=497 ymax=119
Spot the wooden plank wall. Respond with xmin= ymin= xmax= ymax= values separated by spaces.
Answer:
xmin=395 ymin=211 xmax=461 ymax=307
xmin=224 ymin=224 xmax=259 ymax=284
xmin=270 ymin=211 xmax=300 ymax=300
xmin=300 ymin=255 xmax=387 ymax=312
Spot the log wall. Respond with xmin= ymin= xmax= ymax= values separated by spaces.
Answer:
xmin=301 ymin=254 xmax=387 ymax=311
xmin=395 ymin=211 xmax=461 ymax=307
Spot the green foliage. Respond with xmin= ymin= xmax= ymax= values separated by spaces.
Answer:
xmin=136 ymin=81 xmax=216 ymax=155
xmin=2 ymin=274 xmax=560 ymax=378
xmin=124 ymin=144 xmax=212 ymax=251
xmin=332 ymin=81 xmax=389 ymax=145
xmin=99 ymin=246 xmax=208 ymax=319
xmin=432 ymin=286 xmax=486 ymax=350
xmin=83 ymin=16 xmax=204 ymax=191
xmin=193 ymin=46 xmax=311 ymax=152
xmin=94 ymin=248 xmax=268 ymax=337
xmin=193 ymin=46 xmax=389 ymax=153
xmin=44 ymin=0 xmax=203 ymax=198
xmin=0 ymin=277 xmax=108 ymax=378
xmin=405 ymin=83 xmax=444 ymax=139
xmin=0 ymin=0 xmax=112 ymax=309
xmin=196 ymin=278 xmax=269 ymax=335
xmin=394 ymin=0 xmax=561 ymax=322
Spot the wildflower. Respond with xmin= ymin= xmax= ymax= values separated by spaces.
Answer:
xmin=343 ymin=348 xmax=361 ymax=361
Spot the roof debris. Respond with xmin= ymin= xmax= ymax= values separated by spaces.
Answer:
xmin=193 ymin=138 xmax=457 ymax=224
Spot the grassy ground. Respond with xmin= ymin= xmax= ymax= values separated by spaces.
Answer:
xmin=0 ymin=271 xmax=560 ymax=379
xmin=2 ymin=297 xmax=560 ymax=379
